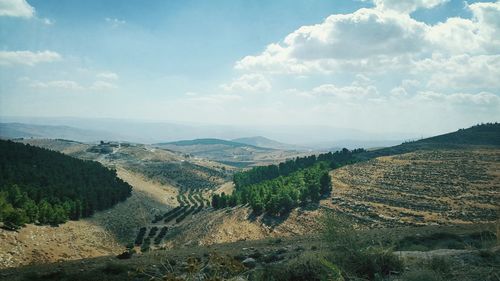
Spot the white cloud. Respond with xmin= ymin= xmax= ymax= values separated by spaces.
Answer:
xmin=27 ymin=78 xmax=118 ymax=92
xmin=311 ymin=83 xmax=379 ymax=101
xmin=218 ymin=1 xmax=499 ymax=133
xmin=0 ymin=50 xmax=61 ymax=66
xmin=414 ymin=54 xmax=500 ymax=91
xmin=373 ymin=0 xmax=448 ymax=13
xmin=426 ymin=2 xmax=500 ymax=55
xmin=220 ymin=73 xmax=271 ymax=92
xmin=30 ymin=80 xmax=83 ymax=91
xmin=236 ymin=8 xmax=429 ymax=74
xmin=235 ymin=1 xmax=500 ymax=76
xmin=185 ymin=93 xmax=243 ymax=105
xmin=415 ymin=91 xmax=500 ymax=106
xmin=96 ymin=72 xmax=119 ymax=80
xmin=41 ymin=18 xmax=53 ymax=25
xmin=105 ymin=17 xmax=126 ymax=28
xmin=0 ymin=0 xmax=34 ymax=18
xmin=90 ymin=81 xmax=118 ymax=91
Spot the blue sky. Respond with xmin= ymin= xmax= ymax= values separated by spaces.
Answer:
xmin=0 ymin=0 xmax=499 ymax=135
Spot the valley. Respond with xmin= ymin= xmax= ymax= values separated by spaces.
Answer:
xmin=0 ymin=124 xmax=499 ymax=280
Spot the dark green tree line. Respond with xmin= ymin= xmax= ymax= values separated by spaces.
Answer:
xmin=212 ymin=148 xmax=364 ymax=216
xmin=0 ymin=140 xmax=132 ymax=229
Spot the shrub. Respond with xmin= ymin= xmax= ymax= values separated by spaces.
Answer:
xmin=322 ymin=210 xmax=403 ymax=280
xmin=134 ymin=227 xmax=147 ymax=245
xmin=402 ymin=269 xmax=443 ymax=281
xmin=101 ymin=262 xmax=128 ymax=275
xmin=252 ymin=254 xmax=341 ymax=281
xmin=427 ymin=257 xmax=451 ymax=276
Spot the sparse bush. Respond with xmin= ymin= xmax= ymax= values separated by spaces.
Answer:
xmin=164 ymin=206 xmax=187 ymax=223
xmin=154 ymin=226 xmax=168 ymax=244
xmin=101 ymin=262 xmax=128 ymax=275
xmin=141 ymin=237 xmax=151 ymax=252
xmin=251 ymin=254 xmax=342 ymax=281
xmin=402 ymin=269 xmax=443 ymax=281
xmin=426 ymin=257 xmax=451 ymax=276
xmin=134 ymin=227 xmax=147 ymax=245
xmin=322 ymin=210 xmax=403 ymax=280
xmin=148 ymin=226 xmax=159 ymax=237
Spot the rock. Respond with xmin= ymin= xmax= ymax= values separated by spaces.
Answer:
xmin=242 ymin=258 xmax=257 ymax=268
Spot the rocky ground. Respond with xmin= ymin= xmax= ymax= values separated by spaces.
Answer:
xmin=0 ymin=224 xmax=497 ymax=281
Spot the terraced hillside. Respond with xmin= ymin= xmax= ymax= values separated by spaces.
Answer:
xmin=326 ymin=148 xmax=500 ymax=227
xmin=132 ymin=189 xmax=213 ymax=252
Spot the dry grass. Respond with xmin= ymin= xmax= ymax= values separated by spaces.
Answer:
xmin=325 ymin=148 xmax=500 ymax=227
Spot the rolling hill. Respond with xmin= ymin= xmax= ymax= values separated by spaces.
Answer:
xmin=0 ymin=122 xmax=123 ymax=142
xmin=155 ymin=138 xmax=310 ymax=167
xmin=231 ymin=136 xmax=299 ymax=150
xmin=1 ymin=123 xmax=498 ymax=279
xmin=161 ymin=138 xmax=265 ymax=149
xmin=0 ymin=140 xmax=132 ymax=229
xmin=355 ymin=122 xmax=500 ymax=161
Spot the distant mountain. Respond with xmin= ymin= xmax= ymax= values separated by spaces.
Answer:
xmin=231 ymin=136 xmax=301 ymax=150
xmin=155 ymin=138 xmax=309 ymax=167
xmin=161 ymin=138 xmax=264 ymax=149
xmin=0 ymin=122 xmax=123 ymax=142
xmin=0 ymin=116 xmax=415 ymax=144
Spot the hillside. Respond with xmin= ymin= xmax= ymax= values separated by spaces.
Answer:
xmin=0 ymin=167 xmax=179 ymax=269
xmin=0 ymin=122 xmax=123 ymax=142
xmin=155 ymin=138 xmax=310 ymax=168
xmin=232 ymin=136 xmax=299 ymax=150
xmin=1 ymin=124 xmax=498 ymax=278
xmin=153 ymin=124 xmax=500 ymax=246
xmin=327 ymin=148 xmax=500 ymax=227
xmin=0 ymin=140 xmax=132 ymax=229
xmin=161 ymin=138 xmax=262 ymax=148
xmin=355 ymin=122 xmax=500 ymax=161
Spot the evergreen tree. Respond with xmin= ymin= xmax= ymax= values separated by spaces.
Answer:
xmin=320 ymin=172 xmax=332 ymax=195
xmin=0 ymin=140 xmax=132 ymax=228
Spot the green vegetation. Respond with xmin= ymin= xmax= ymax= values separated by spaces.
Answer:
xmin=320 ymin=211 xmax=404 ymax=280
xmin=0 ymin=140 xmax=132 ymax=229
xmin=161 ymin=138 xmax=268 ymax=149
xmin=396 ymin=230 xmax=496 ymax=251
xmin=252 ymin=253 xmax=338 ymax=281
xmin=211 ymin=148 xmax=365 ymax=215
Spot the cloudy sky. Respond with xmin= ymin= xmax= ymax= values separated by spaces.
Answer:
xmin=0 ymin=0 xmax=499 ymax=136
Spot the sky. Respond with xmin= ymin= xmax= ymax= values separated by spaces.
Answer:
xmin=0 ymin=0 xmax=499 ymax=136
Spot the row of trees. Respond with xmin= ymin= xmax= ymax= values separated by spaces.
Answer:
xmin=212 ymin=148 xmax=364 ymax=216
xmin=212 ymin=163 xmax=332 ymax=215
xmin=232 ymin=148 xmax=364 ymax=189
xmin=0 ymin=140 xmax=132 ymax=229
